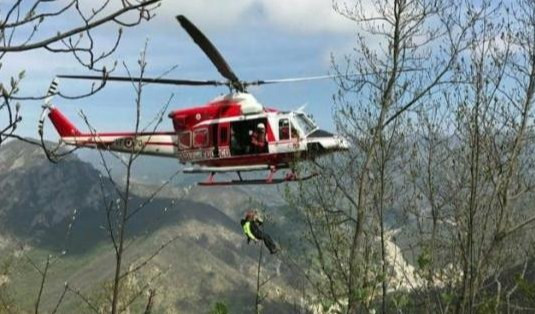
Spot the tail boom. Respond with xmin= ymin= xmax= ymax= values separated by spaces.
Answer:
xmin=48 ymin=107 xmax=177 ymax=157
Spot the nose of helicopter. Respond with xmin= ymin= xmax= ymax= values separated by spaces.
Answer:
xmin=306 ymin=129 xmax=351 ymax=152
xmin=337 ymin=136 xmax=351 ymax=151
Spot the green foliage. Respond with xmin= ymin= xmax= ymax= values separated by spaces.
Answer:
xmin=515 ymin=274 xmax=535 ymax=306
xmin=440 ymin=291 xmax=454 ymax=305
xmin=352 ymin=286 xmax=373 ymax=305
xmin=391 ymin=292 xmax=409 ymax=311
xmin=475 ymin=295 xmax=498 ymax=314
xmin=321 ymin=299 xmax=335 ymax=312
xmin=416 ymin=249 xmax=431 ymax=271
xmin=211 ymin=301 xmax=229 ymax=314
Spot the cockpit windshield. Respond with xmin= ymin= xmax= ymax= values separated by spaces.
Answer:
xmin=294 ymin=113 xmax=318 ymax=136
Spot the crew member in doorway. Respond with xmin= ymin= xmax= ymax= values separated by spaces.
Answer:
xmin=241 ymin=210 xmax=279 ymax=254
xmin=250 ymin=123 xmax=267 ymax=153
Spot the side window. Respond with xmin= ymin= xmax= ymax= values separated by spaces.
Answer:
xmin=279 ymin=119 xmax=290 ymax=140
xmin=178 ymin=131 xmax=191 ymax=149
xmin=193 ymin=128 xmax=208 ymax=148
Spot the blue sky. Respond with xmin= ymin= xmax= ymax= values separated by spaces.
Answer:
xmin=3 ymin=0 xmax=357 ymax=139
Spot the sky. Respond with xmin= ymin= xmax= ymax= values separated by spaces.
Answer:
xmin=2 ymin=0 xmax=358 ymax=140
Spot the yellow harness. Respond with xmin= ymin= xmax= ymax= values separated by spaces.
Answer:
xmin=242 ymin=221 xmax=257 ymax=240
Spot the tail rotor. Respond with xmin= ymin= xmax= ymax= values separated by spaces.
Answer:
xmin=39 ymin=78 xmax=60 ymax=136
xmin=44 ymin=78 xmax=59 ymax=107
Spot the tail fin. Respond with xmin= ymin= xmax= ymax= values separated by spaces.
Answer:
xmin=48 ymin=107 xmax=82 ymax=137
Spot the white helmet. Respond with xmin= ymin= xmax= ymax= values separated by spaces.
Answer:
xmin=257 ymin=123 xmax=265 ymax=129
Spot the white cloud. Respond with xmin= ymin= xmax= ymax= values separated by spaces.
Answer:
xmin=259 ymin=0 xmax=354 ymax=34
xmin=157 ymin=0 xmax=355 ymax=34
xmin=157 ymin=0 xmax=256 ymax=29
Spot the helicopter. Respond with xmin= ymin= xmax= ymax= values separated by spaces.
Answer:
xmin=42 ymin=15 xmax=350 ymax=185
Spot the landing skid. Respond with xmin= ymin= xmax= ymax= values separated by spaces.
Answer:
xmin=198 ymin=170 xmax=317 ymax=186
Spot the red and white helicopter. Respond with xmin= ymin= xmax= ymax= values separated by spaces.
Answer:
xmin=42 ymin=15 xmax=349 ymax=185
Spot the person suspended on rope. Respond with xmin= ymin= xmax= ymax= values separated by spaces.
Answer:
xmin=240 ymin=209 xmax=279 ymax=254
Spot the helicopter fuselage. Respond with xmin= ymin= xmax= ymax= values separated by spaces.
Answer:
xmin=47 ymin=93 xmax=349 ymax=173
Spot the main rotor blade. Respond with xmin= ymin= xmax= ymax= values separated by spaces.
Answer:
xmin=57 ymin=74 xmax=227 ymax=86
xmin=176 ymin=15 xmax=243 ymax=91
xmin=246 ymin=75 xmax=339 ymax=86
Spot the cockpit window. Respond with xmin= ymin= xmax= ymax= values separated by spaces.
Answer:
xmin=279 ymin=118 xmax=301 ymax=140
xmin=279 ymin=119 xmax=290 ymax=140
xmin=294 ymin=113 xmax=317 ymax=136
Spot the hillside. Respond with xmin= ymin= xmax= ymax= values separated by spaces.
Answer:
xmin=0 ymin=140 xmax=299 ymax=313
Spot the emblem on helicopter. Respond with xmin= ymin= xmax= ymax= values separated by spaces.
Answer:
xmin=112 ymin=137 xmax=143 ymax=150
